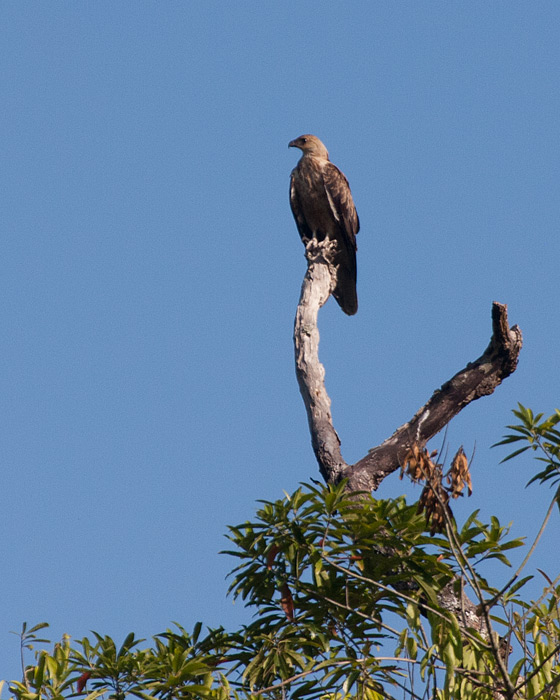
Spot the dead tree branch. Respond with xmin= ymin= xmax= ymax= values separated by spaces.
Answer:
xmin=293 ymin=243 xmax=349 ymax=483
xmin=345 ymin=301 xmax=522 ymax=491
xmin=293 ymin=253 xmax=522 ymax=488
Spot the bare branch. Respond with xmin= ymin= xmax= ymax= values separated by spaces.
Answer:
xmin=294 ymin=249 xmax=522 ymax=491
xmin=345 ymin=302 xmax=522 ymax=491
xmin=294 ymin=246 xmax=349 ymax=482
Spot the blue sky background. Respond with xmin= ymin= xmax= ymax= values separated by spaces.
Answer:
xmin=1 ymin=1 xmax=559 ymax=683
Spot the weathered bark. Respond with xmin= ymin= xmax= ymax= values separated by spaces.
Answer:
xmin=345 ymin=301 xmax=522 ymax=491
xmin=293 ymin=242 xmax=349 ymax=483
xmin=293 ymin=251 xmax=522 ymax=488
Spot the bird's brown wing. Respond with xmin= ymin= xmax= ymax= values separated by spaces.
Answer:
xmin=321 ymin=163 xmax=359 ymax=315
xmin=289 ymin=171 xmax=313 ymax=244
xmin=321 ymin=162 xmax=360 ymax=245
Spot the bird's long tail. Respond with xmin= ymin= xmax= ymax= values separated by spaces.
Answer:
xmin=333 ymin=258 xmax=358 ymax=315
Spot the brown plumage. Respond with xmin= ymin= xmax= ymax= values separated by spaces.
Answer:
xmin=289 ymin=134 xmax=360 ymax=315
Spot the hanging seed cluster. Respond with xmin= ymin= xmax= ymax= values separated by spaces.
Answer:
xmin=400 ymin=444 xmax=473 ymax=534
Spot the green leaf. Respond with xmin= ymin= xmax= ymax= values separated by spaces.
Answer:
xmin=192 ymin=621 xmax=202 ymax=644
xmin=500 ymin=445 xmax=531 ymax=463
xmin=406 ymin=636 xmax=417 ymax=660
xmin=506 ymin=575 xmax=533 ymax=597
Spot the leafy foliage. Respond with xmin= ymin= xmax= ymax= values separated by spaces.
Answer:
xmin=495 ymin=403 xmax=560 ymax=491
xmin=6 ymin=407 xmax=560 ymax=700
xmin=9 ymin=624 xmax=230 ymax=700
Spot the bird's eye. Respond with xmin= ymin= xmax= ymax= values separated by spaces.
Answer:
xmin=301 ymin=137 xmax=308 ymax=143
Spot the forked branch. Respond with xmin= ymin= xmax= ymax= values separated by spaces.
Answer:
xmin=293 ymin=253 xmax=523 ymax=489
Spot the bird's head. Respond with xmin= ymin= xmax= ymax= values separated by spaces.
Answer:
xmin=288 ymin=134 xmax=329 ymax=160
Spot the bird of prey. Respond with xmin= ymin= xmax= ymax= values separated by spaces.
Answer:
xmin=289 ymin=134 xmax=360 ymax=315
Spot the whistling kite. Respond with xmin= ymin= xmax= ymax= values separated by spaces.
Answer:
xmin=289 ymin=134 xmax=360 ymax=315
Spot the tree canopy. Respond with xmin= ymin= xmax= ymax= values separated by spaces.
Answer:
xmin=7 ymin=405 xmax=560 ymax=700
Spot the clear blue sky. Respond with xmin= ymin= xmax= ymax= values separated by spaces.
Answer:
xmin=1 ymin=1 xmax=559 ymax=682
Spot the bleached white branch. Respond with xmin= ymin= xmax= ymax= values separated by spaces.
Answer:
xmin=293 ymin=242 xmax=348 ymax=482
